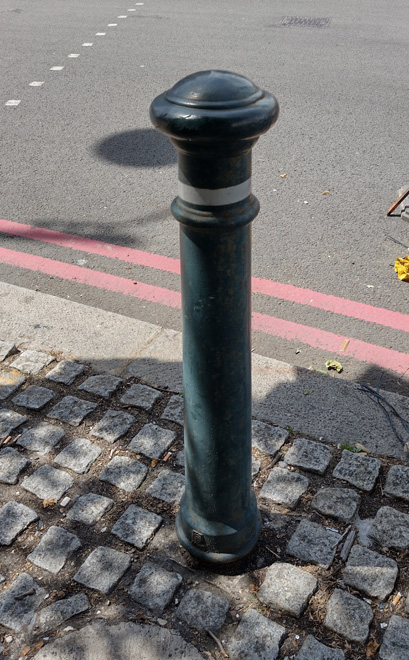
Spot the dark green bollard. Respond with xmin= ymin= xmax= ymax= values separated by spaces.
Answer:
xmin=150 ymin=70 xmax=279 ymax=563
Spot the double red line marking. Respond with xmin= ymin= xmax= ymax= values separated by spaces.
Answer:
xmin=0 ymin=219 xmax=408 ymax=373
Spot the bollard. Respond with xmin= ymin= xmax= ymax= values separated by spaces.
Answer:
xmin=150 ymin=70 xmax=279 ymax=563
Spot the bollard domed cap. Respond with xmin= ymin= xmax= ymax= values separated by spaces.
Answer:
xmin=150 ymin=70 xmax=279 ymax=149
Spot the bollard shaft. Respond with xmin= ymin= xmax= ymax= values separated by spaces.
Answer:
xmin=150 ymin=70 xmax=279 ymax=562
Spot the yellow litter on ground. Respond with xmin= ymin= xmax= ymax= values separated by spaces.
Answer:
xmin=394 ymin=256 xmax=409 ymax=281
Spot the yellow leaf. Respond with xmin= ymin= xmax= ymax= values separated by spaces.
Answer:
xmin=366 ymin=640 xmax=380 ymax=657
xmin=322 ymin=190 xmax=331 ymax=195
xmin=394 ymin=256 xmax=409 ymax=281
xmin=280 ymin=173 xmax=288 ymax=178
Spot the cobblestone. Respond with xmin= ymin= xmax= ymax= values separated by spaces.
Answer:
xmin=17 ymin=422 xmax=65 ymax=454
xmin=1 ymin=343 xmax=408 ymax=660
xmin=343 ymin=545 xmax=398 ymax=600
xmin=252 ymin=420 xmax=288 ymax=455
xmin=78 ymin=375 xmax=122 ymax=399
xmin=47 ymin=396 xmax=98 ymax=426
xmin=257 ymin=562 xmax=317 ymax=617
xmin=259 ymin=467 xmax=309 ymax=508
xmin=370 ymin=506 xmax=409 ymax=549
xmin=91 ymin=409 xmax=135 ymax=442
xmin=0 ymin=573 xmax=47 ymax=632
xmin=129 ymin=423 xmax=176 ymax=458
xmin=54 ymin=438 xmax=101 ymax=473
xmin=227 ymin=608 xmax=286 ymax=660
xmin=12 ymin=384 xmax=55 ymax=409
xmin=11 ymin=350 xmax=54 ymax=374
xmin=295 ymin=635 xmax=345 ymax=659
xmin=311 ymin=487 xmax=360 ymax=522
xmin=36 ymin=593 xmax=90 ymax=632
xmin=32 ymin=621 xmax=204 ymax=660
xmin=379 ymin=615 xmax=409 ymax=660
xmin=0 ymin=408 xmax=27 ymax=438
xmin=333 ymin=450 xmax=380 ymax=491
xmin=161 ymin=394 xmax=184 ymax=425
xmin=111 ymin=504 xmax=162 ymax=549
xmin=146 ymin=469 xmax=185 ymax=504
xmin=67 ymin=493 xmax=114 ymax=525
xmin=74 ymin=546 xmax=131 ymax=594
xmin=22 ymin=464 xmax=74 ymax=500
xmin=177 ymin=588 xmax=229 ymax=633
xmin=128 ymin=562 xmax=182 ymax=614
xmin=324 ymin=588 xmax=373 ymax=642
xmin=99 ymin=456 xmax=148 ymax=492
xmin=0 ymin=368 xmax=26 ymax=400
xmin=0 ymin=501 xmax=38 ymax=545
xmin=287 ymin=519 xmax=341 ymax=568
xmin=46 ymin=360 xmax=85 ymax=385
xmin=28 ymin=525 xmax=81 ymax=574
xmin=0 ymin=447 xmax=30 ymax=484
xmin=384 ymin=464 xmax=409 ymax=502
xmin=120 ymin=383 xmax=161 ymax=410
xmin=0 ymin=340 xmax=15 ymax=361
xmin=284 ymin=437 xmax=332 ymax=474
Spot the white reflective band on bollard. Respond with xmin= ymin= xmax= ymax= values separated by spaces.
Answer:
xmin=178 ymin=179 xmax=251 ymax=206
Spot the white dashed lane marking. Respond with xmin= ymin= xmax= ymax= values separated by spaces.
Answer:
xmin=5 ymin=5 xmax=140 ymax=107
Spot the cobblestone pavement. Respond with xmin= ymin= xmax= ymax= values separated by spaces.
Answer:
xmin=0 ymin=340 xmax=409 ymax=659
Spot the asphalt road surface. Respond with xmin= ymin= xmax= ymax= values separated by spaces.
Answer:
xmin=1 ymin=0 xmax=409 ymax=394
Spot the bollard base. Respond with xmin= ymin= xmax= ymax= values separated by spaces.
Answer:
xmin=175 ymin=499 xmax=261 ymax=564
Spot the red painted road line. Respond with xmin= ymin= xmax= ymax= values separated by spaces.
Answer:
xmin=253 ymin=312 xmax=409 ymax=375
xmin=1 ymin=245 xmax=408 ymax=374
xmin=0 ymin=247 xmax=181 ymax=309
xmin=0 ymin=219 xmax=181 ymax=274
xmin=1 ymin=218 xmax=408 ymax=333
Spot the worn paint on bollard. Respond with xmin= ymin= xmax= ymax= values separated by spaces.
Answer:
xmin=150 ymin=70 xmax=279 ymax=563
